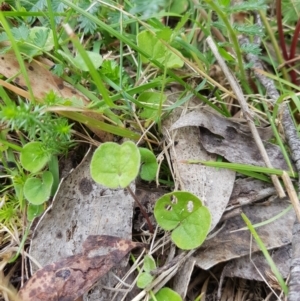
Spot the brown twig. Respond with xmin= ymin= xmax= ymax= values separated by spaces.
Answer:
xmin=126 ymin=186 xmax=154 ymax=233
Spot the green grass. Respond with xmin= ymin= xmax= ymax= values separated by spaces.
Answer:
xmin=0 ymin=0 xmax=299 ymax=299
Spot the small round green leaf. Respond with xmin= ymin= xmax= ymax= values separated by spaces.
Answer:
xmin=137 ymin=272 xmax=154 ymax=289
xmin=154 ymin=191 xmax=211 ymax=250
xmin=150 ymin=287 xmax=182 ymax=301
xmin=143 ymin=254 xmax=156 ymax=272
xmin=169 ymin=0 xmax=189 ymax=14
xmin=24 ymin=171 xmax=53 ymax=205
xmin=20 ymin=142 xmax=50 ymax=173
xmin=139 ymin=148 xmax=158 ymax=181
xmin=27 ymin=204 xmax=44 ymax=221
xmin=90 ymin=141 xmax=140 ymax=188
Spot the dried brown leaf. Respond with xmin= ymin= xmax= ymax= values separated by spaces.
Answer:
xmin=19 ymin=235 xmax=144 ymax=301
xmin=0 ymin=52 xmax=112 ymax=141
xmin=171 ymin=109 xmax=288 ymax=170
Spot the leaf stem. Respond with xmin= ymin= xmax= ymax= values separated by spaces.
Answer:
xmin=127 ymin=186 xmax=154 ymax=233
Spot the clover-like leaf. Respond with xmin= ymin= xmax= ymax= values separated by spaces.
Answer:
xmin=20 ymin=142 xmax=50 ymax=173
xmin=90 ymin=141 xmax=140 ymax=188
xmin=24 ymin=171 xmax=53 ymax=205
xmin=73 ymin=51 xmax=103 ymax=71
xmin=154 ymin=191 xmax=211 ymax=250
xmin=139 ymin=147 xmax=158 ymax=181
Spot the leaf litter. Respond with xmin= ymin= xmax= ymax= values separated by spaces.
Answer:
xmin=29 ymin=148 xmax=137 ymax=300
xmin=0 ymin=7 xmax=298 ymax=301
xmin=161 ymin=97 xmax=294 ymax=298
xmin=5 ymin=90 xmax=294 ymax=300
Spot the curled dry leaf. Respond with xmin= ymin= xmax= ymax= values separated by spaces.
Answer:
xmin=18 ymin=235 xmax=144 ymax=301
xmin=171 ymin=109 xmax=289 ymax=170
xmin=223 ymin=244 xmax=291 ymax=283
xmin=193 ymin=198 xmax=294 ymax=270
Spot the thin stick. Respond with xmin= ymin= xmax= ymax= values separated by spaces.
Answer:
xmin=126 ymin=186 xmax=154 ymax=233
xmin=282 ymin=172 xmax=300 ymax=222
xmin=206 ymin=36 xmax=285 ymax=198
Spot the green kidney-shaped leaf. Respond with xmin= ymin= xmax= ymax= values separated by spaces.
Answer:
xmin=24 ymin=171 xmax=53 ymax=205
xmin=154 ymin=191 xmax=211 ymax=250
xmin=137 ymin=30 xmax=184 ymax=69
xmin=139 ymin=148 xmax=158 ymax=181
xmin=137 ymin=255 xmax=156 ymax=288
xmin=20 ymin=142 xmax=50 ymax=173
xmin=27 ymin=204 xmax=44 ymax=221
xmin=169 ymin=0 xmax=189 ymax=14
xmin=150 ymin=287 xmax=182 ymax=301
xmin=143 ymin=254 xmax=156 ymax=272
xmin=137 ymin=272 xmax=154 ymax=289
xmin=90 ymin=141 xmax=140 ymax=188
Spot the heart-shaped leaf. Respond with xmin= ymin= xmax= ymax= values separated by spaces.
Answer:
xmin=154 ymin=191 xmax=211 ymax=250
xmin=90 ymin=141 xmax=140 ymax=188
xmin=24 ymin=171 xmax=53 ymax=205
xmin=139 ymin=147 xmax=158 ymax=181
xmin=20 ymin=142 xmax=50 ymax=173
xmin=137 ymin=272 xmax=154 ymax=289
xmin=27 ymin=204 xmax=44 ymax=221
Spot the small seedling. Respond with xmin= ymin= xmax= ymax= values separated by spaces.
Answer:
xmin=137 ymin=92 xmax=167 ymax=121
xmin=90 ymin=141 xmax=153 ymax=232
xmin=90 ymin=141 xmax=140 ymax=189
xmin=137 ymin=254 xmax=156 ymax=289
xmin=27 ymin=204 xmax=44 ymax=221
xmin=58 ymin=50 xmax=103 ymax=72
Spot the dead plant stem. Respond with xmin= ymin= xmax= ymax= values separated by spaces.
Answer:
xmin=206 ymin=36 xmax=285 ymax=198
xmin=126 ymin=186 xmax=154 ymax=233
